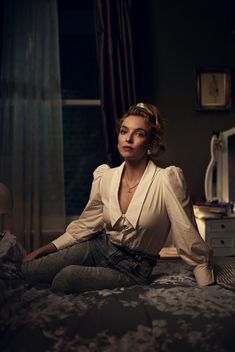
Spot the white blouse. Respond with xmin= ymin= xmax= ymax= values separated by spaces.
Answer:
xmin=52 ymin=160 xmax=214 ymax=286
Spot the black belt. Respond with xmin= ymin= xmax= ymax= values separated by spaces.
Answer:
xmin=111 ymin=242 xmax=159 ymax=266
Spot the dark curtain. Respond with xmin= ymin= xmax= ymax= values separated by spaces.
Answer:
xmin=0 ymin=0 xmax=65 ymax=250
xmin=94 ymin=0 xmax=136 ymax=166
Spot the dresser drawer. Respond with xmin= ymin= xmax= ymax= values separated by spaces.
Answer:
xmin=196 ymin=216 xmax=235 ymax=256
xmin=209 ymin=236 xmax=235 ymax=248
xmin=206 ymin=219 xmax=235 ymax=233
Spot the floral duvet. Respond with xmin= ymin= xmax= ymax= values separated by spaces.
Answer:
xmin=1 ymin=258 xmax=235 ymax=352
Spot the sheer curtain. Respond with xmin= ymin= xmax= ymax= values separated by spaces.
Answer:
xmin=94 ymin=0 xmax=136 ymax=166
xmin=0 ymin=0 xmax=65 ymax=251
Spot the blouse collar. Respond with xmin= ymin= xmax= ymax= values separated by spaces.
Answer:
xmin=109 ymin=159 xmax=158 ymax=228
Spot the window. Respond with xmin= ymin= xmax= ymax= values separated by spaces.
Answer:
xmin=58 ymin=0 xmax=106 ymax=216
xmin=0 ymin=1 xmax=102 ymax=216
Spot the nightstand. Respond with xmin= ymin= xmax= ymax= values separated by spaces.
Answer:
xmin=195 ymin=215 xmax=235 ymax=256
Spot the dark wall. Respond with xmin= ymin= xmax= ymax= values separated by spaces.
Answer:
xmin=132 ymin=0 xmax=235 ymax=201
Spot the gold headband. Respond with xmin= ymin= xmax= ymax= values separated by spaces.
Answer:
xmin=136 ymin=103 xmax=158 ymax=125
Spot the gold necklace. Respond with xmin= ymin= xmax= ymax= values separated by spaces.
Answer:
xmin=125 ymin=178 xmax=140 ymax=193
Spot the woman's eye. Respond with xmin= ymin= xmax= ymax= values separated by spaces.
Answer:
xmin=136 ymin=131 xmax=145 ymax=137
xmin=120 ymin=129 xmax=127 ymax=135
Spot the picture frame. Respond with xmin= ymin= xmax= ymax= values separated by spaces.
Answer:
xmin=196 ymin=68 xmax=231 ymax=111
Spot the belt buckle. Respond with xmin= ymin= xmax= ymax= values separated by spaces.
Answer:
xmin=134 ymin=254 xmax=142 ymax=262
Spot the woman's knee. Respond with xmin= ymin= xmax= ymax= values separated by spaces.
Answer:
xmin=51 ymin=265 xmax=134 ymax=294
xmin=21 ymin=256 xmax=57 ymax=284
xmin=51 ymin=265 xmax=79 ymax=293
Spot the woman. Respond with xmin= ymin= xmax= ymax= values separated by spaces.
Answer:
xmin=22 ymin=103 xmax=215 ymax=293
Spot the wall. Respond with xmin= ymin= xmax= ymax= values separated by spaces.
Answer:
xmin=132 ymin=0 xmax=235 ymax=202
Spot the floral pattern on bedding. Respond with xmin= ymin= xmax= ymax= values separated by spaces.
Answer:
xmin=1 ymin=260 xmax=235 ymax=352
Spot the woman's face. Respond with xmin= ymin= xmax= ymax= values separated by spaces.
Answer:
xmin=117 ymin=115 xmax=151 ymax=162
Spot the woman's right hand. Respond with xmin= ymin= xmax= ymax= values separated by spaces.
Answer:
xmin=21 ymin=242 xmax=57 ymax=264
xmin=21 ymin=250 xmax=41 ymax=263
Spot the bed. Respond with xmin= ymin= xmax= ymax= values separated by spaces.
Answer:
xmin=1 ymin=237 xmax=235 ymax=352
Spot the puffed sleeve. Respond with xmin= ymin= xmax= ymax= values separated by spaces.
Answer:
xmin=163 ymin=166 xmax=215 ymax=286
xmin=52 ymin=164 xmax=110 ymax=250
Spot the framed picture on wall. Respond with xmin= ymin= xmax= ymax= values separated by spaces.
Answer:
xmin=196 ymin=68 xmax=231 ymax=111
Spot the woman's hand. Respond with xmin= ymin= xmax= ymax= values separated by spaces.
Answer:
xmin=21 ymin=250 xmax=41 ymax=263
xmin=21 ymin=243 xmax=57 ymax=264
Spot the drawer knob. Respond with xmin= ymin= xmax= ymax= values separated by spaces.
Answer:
xmin=220 ymin=239 xmax=225 ymax=245
xmin=221 ymin=224 xmax=225 ymax=229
